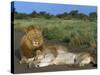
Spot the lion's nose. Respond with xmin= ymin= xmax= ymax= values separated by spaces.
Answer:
xmin=33 ymin=41 xmax=39 ymax=46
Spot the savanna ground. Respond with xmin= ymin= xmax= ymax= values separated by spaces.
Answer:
xmin=14 ymin=18 xmax=97 ymax=73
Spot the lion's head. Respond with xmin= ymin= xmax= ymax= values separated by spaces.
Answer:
xmin=20 ymin=25 xmax=44 ymax=58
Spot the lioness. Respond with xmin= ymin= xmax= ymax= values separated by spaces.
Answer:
xmin=33 ymin=49 xmax=96 ymax=67
xmin=19 ymin=26 xmax=44 ymax=64
xmin=31 ymin=45 xmax=68 ymax=68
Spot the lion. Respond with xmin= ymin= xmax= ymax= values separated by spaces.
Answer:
xmin=19 ymin=25 xmax=44 ymax=64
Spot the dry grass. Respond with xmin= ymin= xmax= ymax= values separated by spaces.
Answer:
xmin=14 ymin=18 xmax=97 ymax=49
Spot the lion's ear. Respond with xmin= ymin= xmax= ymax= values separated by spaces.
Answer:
xmin=22 ymin=27 xmax=28 ymax=33
xmin=36 ymin=26 xmax=43 ymax=33
xmin=23 ymin=25 xmax=34 ymax=33
xmin=22 ymin=25 xmax=43 ymax=33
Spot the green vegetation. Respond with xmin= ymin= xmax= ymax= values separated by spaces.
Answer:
xmin=14 ymin=18 xmax=97 ymax=49
xmin=13 ymin=10 xmax=97 ymax=21
xmin=12 ymin=8 xmax=97 ymax=49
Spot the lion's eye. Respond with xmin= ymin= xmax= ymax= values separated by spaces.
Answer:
xmin=32 ymin=41 xmax=35 ymax=44
xmin=36 ymin=42 xmax=39 ymax=45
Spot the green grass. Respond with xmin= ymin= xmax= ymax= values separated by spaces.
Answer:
xmin=14 ymin=18 xmax=97 ymax=49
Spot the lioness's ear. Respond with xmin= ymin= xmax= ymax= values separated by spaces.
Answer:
xmin=36 ymin=50 xmax=42 ymax=55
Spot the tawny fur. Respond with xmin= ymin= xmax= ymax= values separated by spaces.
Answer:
xmin=19 ymin=26 xmax=44 ymax=64
xmin=32 ymin=45 xmax=69 ymax=67
xmin=33 ymin=49 xmax=96 ymax=67
xmin=75 ymin=52 xmax=96 ymax=66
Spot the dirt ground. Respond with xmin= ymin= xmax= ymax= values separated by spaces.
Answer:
xmin=13 ymin=30 xmax=97 ymax=74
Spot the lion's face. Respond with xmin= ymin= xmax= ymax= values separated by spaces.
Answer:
xmin=25 ymin=26 xmax=44 ymax=48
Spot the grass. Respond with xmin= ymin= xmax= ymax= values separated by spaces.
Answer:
xmin=14 ymin=18 xmax=97 ymax=49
